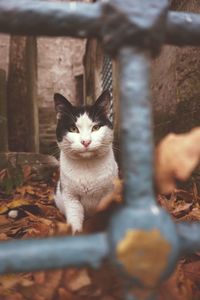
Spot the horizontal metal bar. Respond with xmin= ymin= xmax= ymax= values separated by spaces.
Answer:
xmin=0 ymin=0 xmax=101 ymax=38
xmin=176 ymin=223 xmax=200 ymax=254
xmin=0 ymin=233 xmax=108 ymax=274
xmin=0 ymin=1 xmax=200 ymax=50
xmin=166 ymin=11 xmax=200 ymax=46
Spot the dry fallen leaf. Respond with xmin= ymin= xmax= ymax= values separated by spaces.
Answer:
xmin=0 ymin=169 xmax=7 ymax=181
xmin=155 ymin=128 xmax=200 ymax=194
xmin=97 ymin=178 xmax=123 ymax=212
xmin=172 ymin=202 xmax=193 ymax=218
xmin=0 ymin=199 xmax=33 ymax=215
xmin=22 ymin=165 xmax=32 ymax=181
xmin=16 ymin=185 xmax=35 ymax=197
xmin=19 ymin=271 xmax=62 ymax=300
xmin=64 ymin=269 xmax=91 ymax=292
xmin=158 ymin=262 xmax=194 ymax=300
xmin=58 ymin=288 xmax=73 ymax=300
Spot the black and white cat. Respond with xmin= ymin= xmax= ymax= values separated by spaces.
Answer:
xmin=54 ymin=90 xmax=118 ymax=234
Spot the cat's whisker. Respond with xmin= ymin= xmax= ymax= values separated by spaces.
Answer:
xmin=112 ymin=148 xmax=121 ymax=153
xmin=50 ymin=150 xmax=60 ymax=157
xmin=48 ymin=144 xmax=61 ymax=157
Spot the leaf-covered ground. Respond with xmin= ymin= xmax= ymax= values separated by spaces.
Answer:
xmin=158 ymin=188 xmax=200 ymax=300
xmin=0 ymin=166 xmax=124 ymax=300
xmin=0 ymin=165 xmax=200 ymax=300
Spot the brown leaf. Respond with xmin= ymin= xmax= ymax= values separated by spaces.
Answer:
xmin=20 ymin=270 xmax=62 ymax=300
xmin=175 ymin=189 xmax=194 ymax=203
xmin=157 ymin=193 xmax=177 ymax=213
xmin=172 ymin=202 xmax=193 ymax=218
xmin=64 ymin=269 xmax=91 ymax=292
xmin=0 ymin=273 xmax=33 ymax=292
xmin=34 ymin=296 xmax=45 ymax=300
xmin=158 ymin=262 xmax=194 ymax=300
xmin=181 ymin=207 xmax=200 ymax=222
xmin=4 ymin=292 xmax=24 ymax=300
xmin=16 ymin=186 xmax=35 ymax=197
xmin=55 ymin=222 xmax=71 ymax=235
xmin=0 ymin=215 xmax=11 ymax=227
xmin=97 ymin=178 xmax=123 ymax=212
xmin=22 ymin=165 xmax=32 ymax=180
xmin=0 ymin=233 xmax=8 ymax=240
xmin=0 ymin=169 xmax=7 ymax=181
xmin=33 ymin=272 xmax=45 ymax=285
xmin=58 ymin=288 xmax=73 ymax=300
xmin=0 ymin=198 xmax=32 ymax=214
xmin=183 ymin=261 xmax=200 ymax=285
xmin=155 ymin=128 xmax=200 ymax=194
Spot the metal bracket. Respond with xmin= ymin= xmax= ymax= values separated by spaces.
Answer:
xmin=101 ymin=0 xmax=169 ymax=56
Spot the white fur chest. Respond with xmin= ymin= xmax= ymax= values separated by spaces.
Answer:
xmin=60 ymin=148 xmax=118 ymax=215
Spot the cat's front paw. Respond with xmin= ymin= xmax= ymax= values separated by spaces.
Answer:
xmin=69 ymin=221 xmax=83 ymax=235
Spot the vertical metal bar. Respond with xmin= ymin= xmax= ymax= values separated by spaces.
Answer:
xmin=119 ymin=48 xmax=155 ymax=207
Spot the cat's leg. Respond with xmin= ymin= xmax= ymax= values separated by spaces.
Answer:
xmin=54 ymin=181 xmax=65 ymax=214
xmin=63 ymin=193 xmax=84 ymax=234
xmin=55 ymin=183 xmax=84 ymax=234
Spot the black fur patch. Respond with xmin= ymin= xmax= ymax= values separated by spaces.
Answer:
xmin=54 ymin=92 xmax=112 ymax=142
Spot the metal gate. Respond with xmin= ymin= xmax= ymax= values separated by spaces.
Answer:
xmin=1 ymin=1 xmax=200 ymax=299
xmin=101 ymin=54 xmax=113 ymax=121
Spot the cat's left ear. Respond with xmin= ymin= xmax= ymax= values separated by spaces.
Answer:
xmin=54 ymin=93 xmax=72 ymax=120
xmin=94 ymin=90 xmax=111 ymax=116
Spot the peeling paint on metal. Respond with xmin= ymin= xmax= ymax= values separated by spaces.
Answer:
xmin=116 ymin=229 xmax=171 ymax=287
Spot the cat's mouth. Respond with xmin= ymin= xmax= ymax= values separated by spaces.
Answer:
xmin=78 ymin=151 xmax=94 ymax=158
xmin=75 ymin=146 xmax=99 ymax=158
xmin=80 ymin=147 xmax=95 ymax=154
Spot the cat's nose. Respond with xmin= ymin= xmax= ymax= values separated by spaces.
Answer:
xmin=81 ymin=140 xmax=91 ymax=148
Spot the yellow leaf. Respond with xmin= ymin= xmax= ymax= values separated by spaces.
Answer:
xmin=0 ymin=199 xmax=32 ymax=214
xmin=16 ymin=185 xmax=35 ymax=196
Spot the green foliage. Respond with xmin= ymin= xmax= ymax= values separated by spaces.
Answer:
xmin=0 ymin=162 xmax=24 ymax=195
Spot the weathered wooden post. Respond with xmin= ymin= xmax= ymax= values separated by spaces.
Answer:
xmin=7 ymin=36 xmax=39 ymax=152
xmin=0 ymin=68 xmax=8 ymax=152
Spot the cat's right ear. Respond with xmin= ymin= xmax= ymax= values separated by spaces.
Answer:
xmin=54 ymin=93 xmax=72 ymax=120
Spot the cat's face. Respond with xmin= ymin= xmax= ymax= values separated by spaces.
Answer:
xmin=54 ymin=91 xmax=113 ymax=159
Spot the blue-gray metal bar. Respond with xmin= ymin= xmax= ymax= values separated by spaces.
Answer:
xmin=0 ymin=0 xmax=101 ymax=38
xmin=0 ymin=1 xmax=200 ymax=48
xmin=0 ymin=233 xmax=108 ymax=274
xmin=166 ymin=11 xmax=200 ymax=46
xmin=177 ymin=223 xmax=200 ymax=254
xmin=119 ymin=48 xmax=155 ymax=206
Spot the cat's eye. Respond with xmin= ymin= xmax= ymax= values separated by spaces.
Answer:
xmin=92 ymin=124 xmax=101 ymax=132
xmin=69 ymin=125 xmax=79 ymax=133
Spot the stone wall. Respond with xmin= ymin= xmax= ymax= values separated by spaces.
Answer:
xmin=37 ymin=0 xmax=87 ymax=154
xmin=38 ymin=37 xmax=86 ymax=154
xmin=0 ymin=34 xmax=9 ymax=77
xmin=38 ymin=37 xmax=85 ymax=108
xmin=0 ymin=2 xmax=86 ymax=154
xmin=151 ymin=0 xmax=200 ymax=142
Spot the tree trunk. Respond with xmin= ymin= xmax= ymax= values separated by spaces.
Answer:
xmin=0 ymin=69 xmax=8 ymax=151
xmin=7 ymin=36 xmax=39 ymax=152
